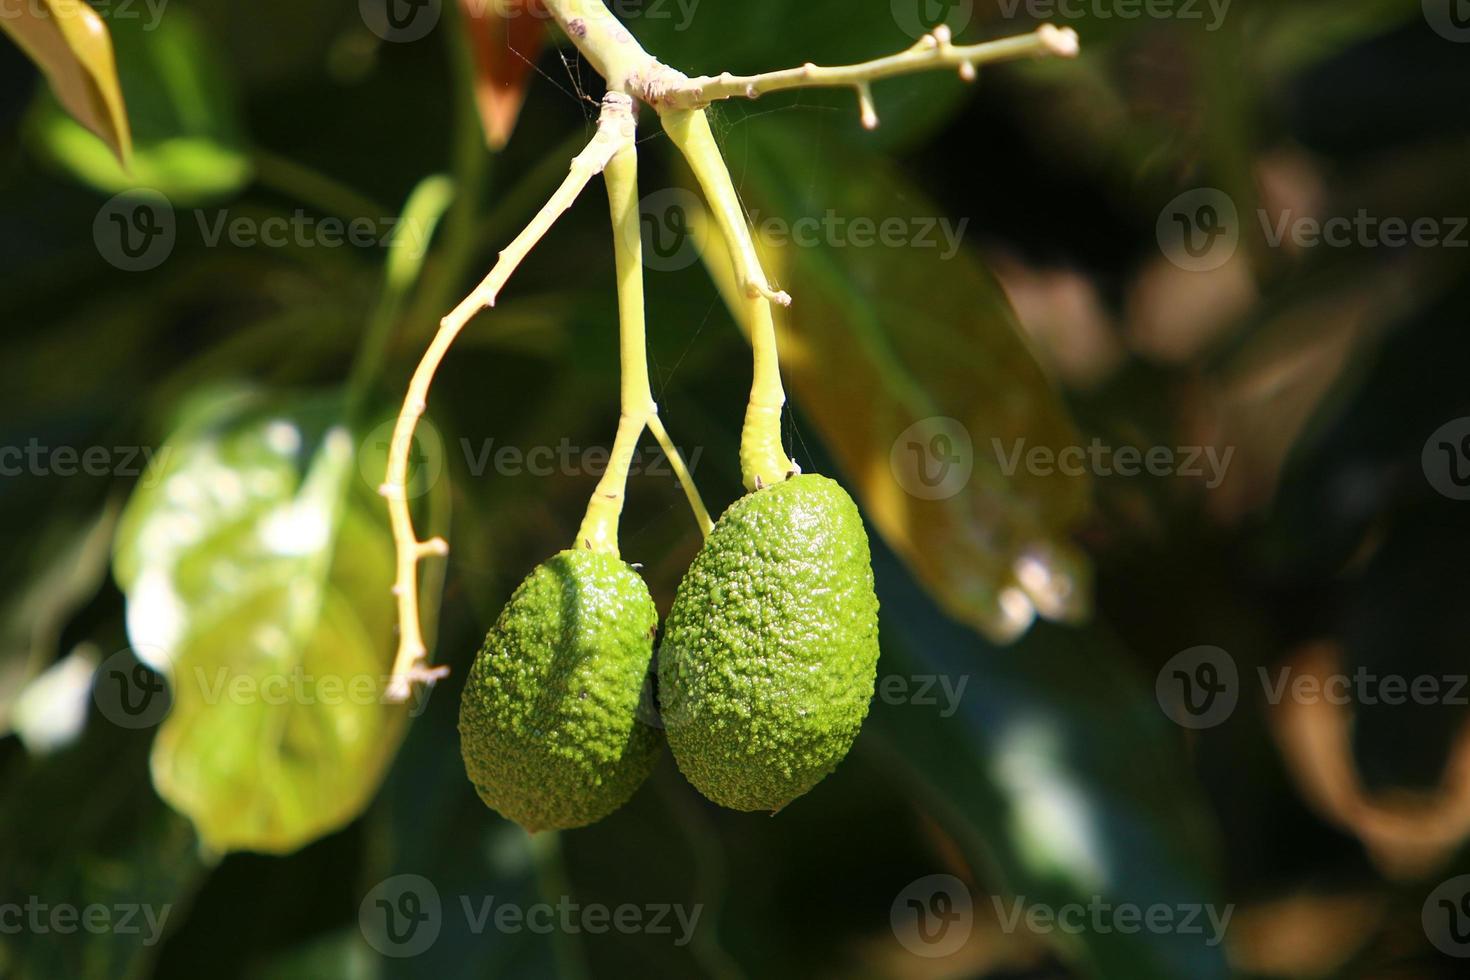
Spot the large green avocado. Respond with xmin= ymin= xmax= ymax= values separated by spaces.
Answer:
xmin=459 ymin=549 xmax=661 ymax=831
xmin=658 ymin=474 xmax=880 ymax=812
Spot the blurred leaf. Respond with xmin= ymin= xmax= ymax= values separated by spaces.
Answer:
xmin=866 ymin=543 xmax=1230 ymax=980
xmin=112 ymin=387 xmax=405 ymax=854
xmin=0 ymin=713 xmax=205 ymax=980
xmin=0 ymin=0 xmax=132 ymax=165
xmin=26 ymin=10 xmax=249 ymax=203
xmin=695 ymin=115 xmax=1092 ymax=643
xmin=461 ymin=0 xmax=547 ymax=151
xmin=0 ymin=504 xmax=117 ymax=736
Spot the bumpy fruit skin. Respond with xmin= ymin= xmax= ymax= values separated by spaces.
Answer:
xmin=459 ymin=549 xmax=661 ymax=831
xmin=659 ymin=474 xmax=880 ymax=812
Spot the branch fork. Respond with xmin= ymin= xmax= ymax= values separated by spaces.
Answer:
xmin=381 ymin=3 xmax=1081 ymax=701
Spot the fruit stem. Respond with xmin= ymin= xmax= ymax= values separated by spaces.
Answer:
xmin=662 ymin=108 xmax=795 ymax=491
xmin=576 ymin=137 xmax=713 ymax=554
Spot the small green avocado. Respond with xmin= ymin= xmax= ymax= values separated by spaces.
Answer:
xmin=659 ymin=474 xmax=880 ymax=812
xmin=459 ymin=549 xmax=661 ymax=831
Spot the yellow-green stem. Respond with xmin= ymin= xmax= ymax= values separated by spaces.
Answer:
xmin=576 ymin=139 xmax=713 ymax=552
xmin=662 ymin=108 xmax=795 ymax=491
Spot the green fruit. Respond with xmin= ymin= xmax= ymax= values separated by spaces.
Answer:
xmin=659 ymin=474 xmax=880 ymax=812
xmin=458 ymin=549 xmax=661 ymax=831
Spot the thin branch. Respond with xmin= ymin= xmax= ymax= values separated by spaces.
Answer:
xmin=669 ymin=25 xmax=1079 ymax=126
xmin=647 ymin=412 xmax=713 ymax=538
xmin=382 ymin=93 xmax=636 ymax=702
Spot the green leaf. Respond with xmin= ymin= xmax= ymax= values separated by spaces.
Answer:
xmin=26 ymin=9 xmax=250 ymax=203
xmin=866 ymin=544 xmax=1230 ymax=980
xmin=695 ymin=115 xmax=1092 ymax=643
xmin=113 ymin=387 xmax=405 ymax=855
xmin=0 ymin=0 xmax=132 ymax=165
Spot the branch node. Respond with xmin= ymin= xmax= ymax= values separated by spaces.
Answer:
xmin=1039 ymin=24 xmax=1081 ymax=58
xmin=857 ymin=83 xmax=879 ymax=130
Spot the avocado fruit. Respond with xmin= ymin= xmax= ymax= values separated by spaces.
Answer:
xmin=459 ymin=549 xmax=661 ymax=831
xmin=658 ymin=474 xmax=880 ymax=812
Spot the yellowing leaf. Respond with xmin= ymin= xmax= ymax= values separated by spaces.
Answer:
xmin=26 ymin=11 xmax=249 ymax=203
xmin=1 ymin=0 xmax=132 ymax=165
xmin=460 ymin=0 xmax=547 ymax=150
xmin=692 ymin=119 xmax=1093 ymax=643
xmin=113 ymin=389 xmax=406 ymax=854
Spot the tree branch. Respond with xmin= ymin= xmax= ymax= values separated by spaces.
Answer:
xmin=382 ymin=92 xmax=635 ymax=702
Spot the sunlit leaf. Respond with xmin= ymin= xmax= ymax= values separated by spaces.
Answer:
xmin=694 ymin=116 xmax=1092 ymax=643
xmin=113 ymin=388 xmax=405 ymax=854
xmin=26 ymin=10 xmax=249 ymax=203
xmin=0 ymin=0 xmax=132 ymax=165
xmin=460 ymin=0 xmax=547 ymax=151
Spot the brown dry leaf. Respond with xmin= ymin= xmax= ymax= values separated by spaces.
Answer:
xmin=460 ymin=0 xmax=547 ymax=150
xmin=1 ymin=0 xmax=131 ymax=165
xmin=689 ymin=119 xmax=1092 ymax=643
xmin=1270 ymin=641 xmax=1470 ymax=879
